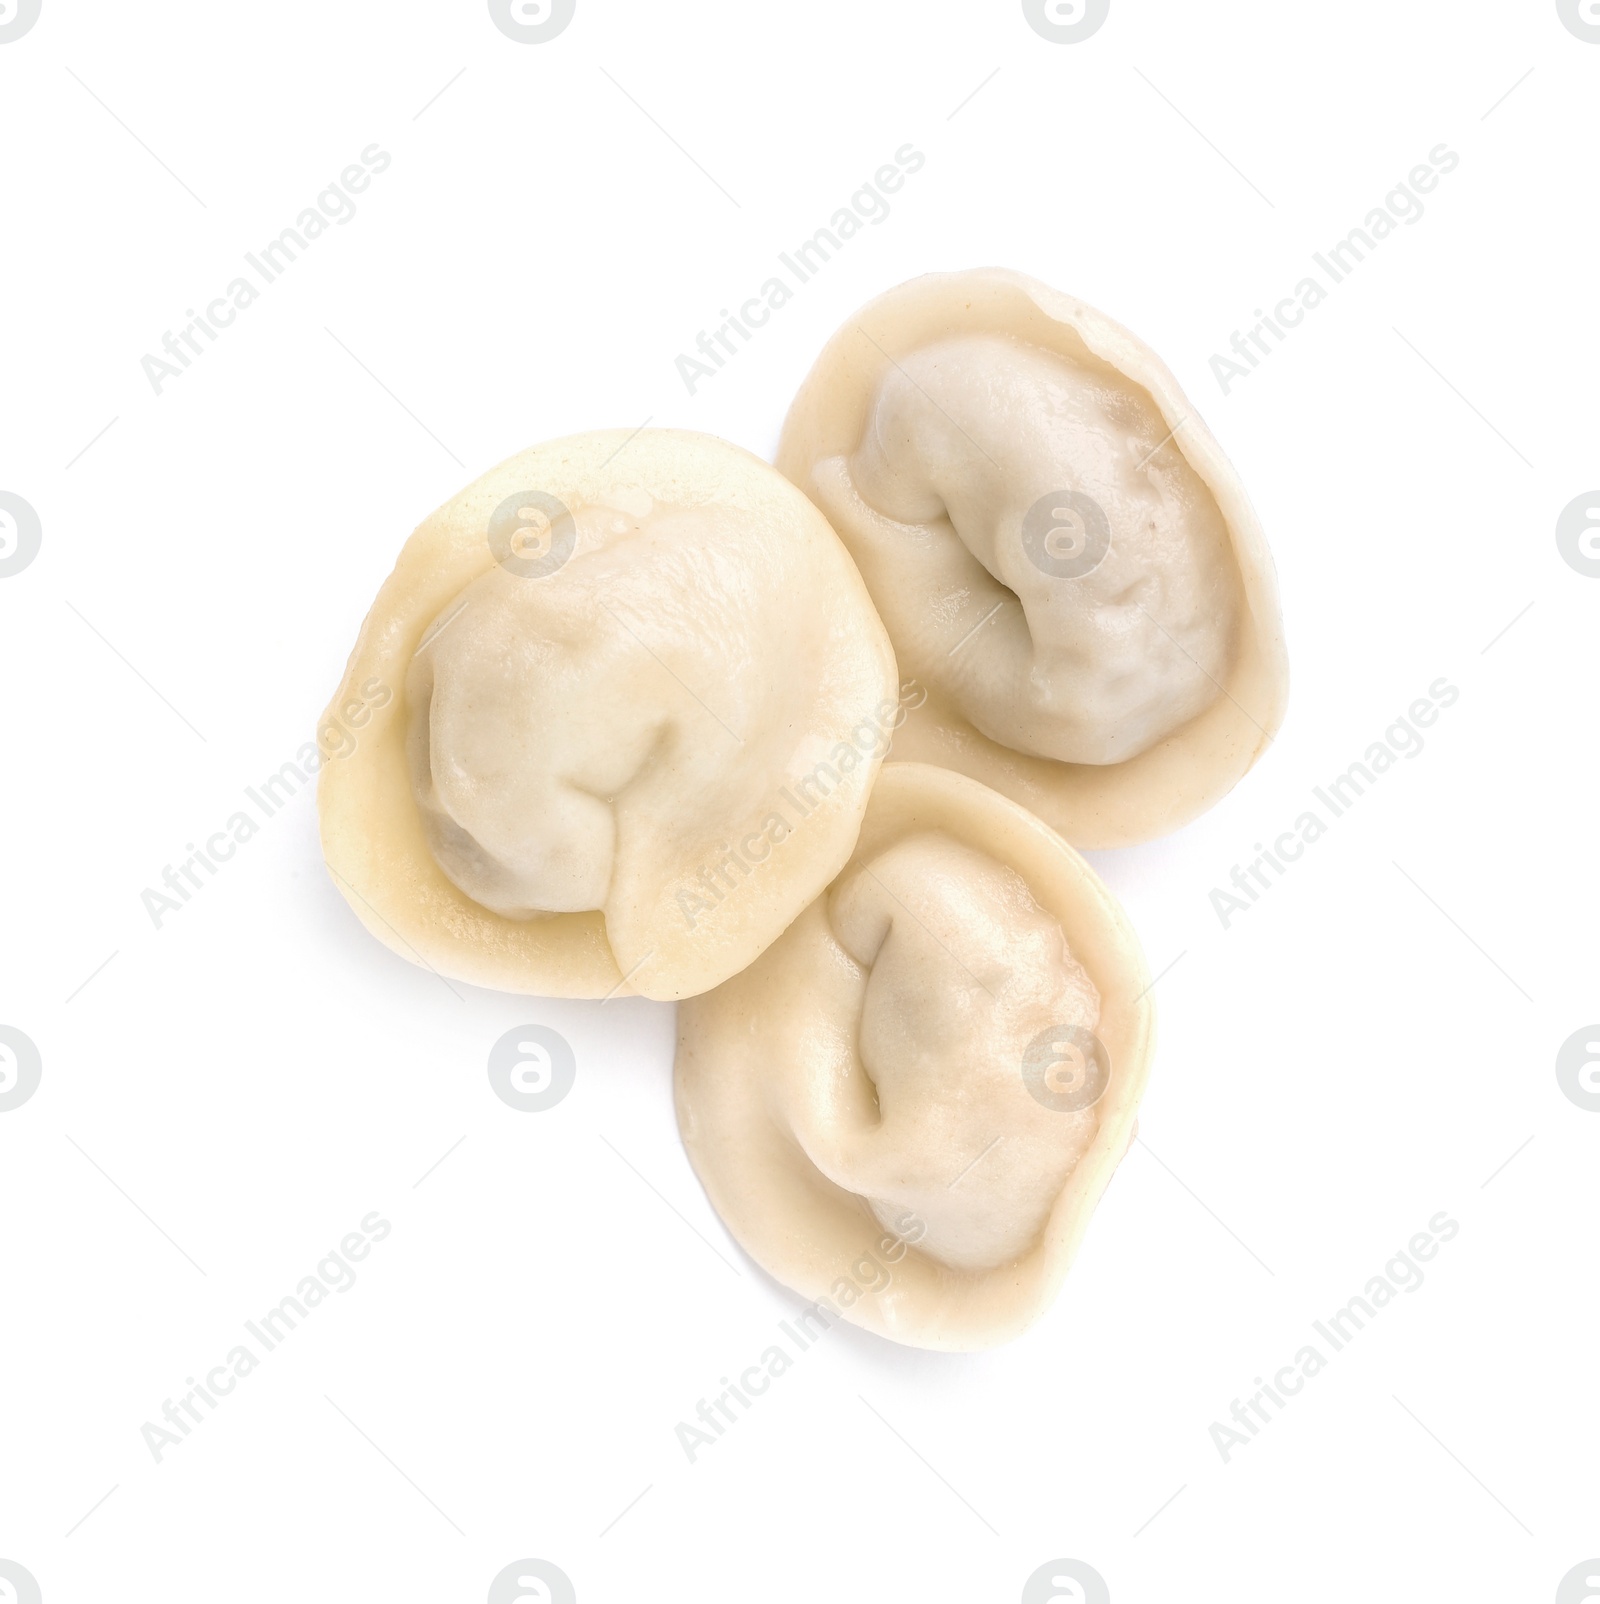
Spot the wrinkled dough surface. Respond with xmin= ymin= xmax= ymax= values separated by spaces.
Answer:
xmin=836 ymin=333 xmax=1241 ymax=764
xmin=410 ymin=497 xmax=828 ymax=922
xmin=807 ymin=832 xmax=1101 ymax=1271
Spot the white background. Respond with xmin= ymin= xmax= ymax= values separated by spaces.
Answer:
xmin=2 ymin=2 xmax=1597 ymax=1601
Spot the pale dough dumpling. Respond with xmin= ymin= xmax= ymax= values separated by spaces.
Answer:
xmin=779 ymin=269 xmax=1289 ymax=847
xmin=675 ymin=763 xmax=1154 ymax=1351
xmin=320 ymin=430 xmax=897 ymax=1002
xmin=845 ymin=333 xmax=1239 ymax=764
xmin=824 ymin=832 xmax=1103 ymax=1270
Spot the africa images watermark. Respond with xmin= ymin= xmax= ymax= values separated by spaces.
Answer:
xmin=1208 ymin=143 xmax=1460 ymax=396
xmin=487 ymin=1023 xmax=577 ymax=1112
xmin=1209 ymin=1210 xmax=1460 ymax=1464
xmin=0 ymin=1561 xmax=41 ymax=1604
xmin=140 ymin=144 xmax=392 ymax=396
xmin=672 ymin=679 xmax=926 ymax=932
xmin=0 ymin=490 xmax=42 ymax=578
xmin=1557 ymin=490 xmax=1600 ymax=577
xmin=673 ymin=143 xmax=926 ymax=396
xmin=1208 ymin=676 xmax=1459 ymax=930
xmin=488 ymin=1559 xmax=576 ymax=1604
xmin=487 ymin=0 xmax=575 ymax=44
xmin=674 ymin=1210 xmax=927 ymax=1464
xmin=0 ymin=1025 xmax=43 ymax=1113
xmin=140 ymin=1211 xmax=393 ymax=1463
xmin=140 ymin=677 xmax=390 ymax=929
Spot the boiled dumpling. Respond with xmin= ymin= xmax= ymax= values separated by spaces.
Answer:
xmin=674 ymin=762 xmax=1154 ymax=1350
xmin=319 ymin=430 xmax=897 ymax=1001
xmin=778 ymin=268 xmax=1289 ymax=847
